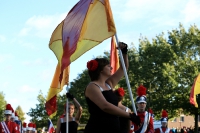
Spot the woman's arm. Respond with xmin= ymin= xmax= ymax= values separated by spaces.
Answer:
xmin=56 ymin=118 xmax=61 ymax=133
xmin=85 ymin=83 xmax=130 ymax=118
xmin=107 ymin=42 xmax=129 ymax=88
xmin=73 ymin=98 xmax=83 ymax=122
xmin=118 ymin=102 xmax=132 ymax=132
xmin=118 ymin=102 xmax=131 ymax=113
xmin=66 ymin=93 xmax=83 ymax=122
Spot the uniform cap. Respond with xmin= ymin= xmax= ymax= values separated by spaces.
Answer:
xmin=160 ymin=110 xmax=168 ymax=123
xmin=11 ymin=107 xmax=15 ymax=118
xmin=14 ymin=112 xmax=19 ymax=121
xmin=33 ymin=123 xmax=36 ymax=131
xmin=23 ymin=122 xmax=27 ymax=131
xmin=136 ymin=85 xmax=147 ymax=103
xmin=27 ymin=123 xmax=33 ymax=131
xmin=4 ymin=104 xmax=12 ymax=115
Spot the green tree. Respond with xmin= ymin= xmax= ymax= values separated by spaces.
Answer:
xmin=27 ymin=91 xmax=47 ymax=128
xmin=69 ymin=70 xmax=91 ymax=123
xmin=120 ymin=23 xmax=200 ymax=120
xmin=0 ymin=92 xmax=7 ymax=121
xmin=15 ymin=106 xmax=26 ymax=122
xmin=27 ymin=24 xmax=200 ymax=130
xmin=27 ymin=90 xmax=66 ymax=129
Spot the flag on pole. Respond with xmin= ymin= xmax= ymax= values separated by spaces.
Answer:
xmin=110 ymin=36 xmax=119 ymax=74
xmin=49 ymin=0 xmax=116 ymax=81
xmin=45 ymin=64 xmax=69 ymax=118
xmin=47 ymin=119 xmax=55 ymax=133
xmin=46 ymin=0 xmax=116 ymax=118
xmin=190 ymin=74 xmax=200 ymax=107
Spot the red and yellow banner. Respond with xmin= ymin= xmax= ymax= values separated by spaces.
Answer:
xmin=190 ymin=74 xmax=200 ymax=108
xmin=110 ymin=36 xmax=119 ymax=74
xmin=45 ymin=64 xmax=69 ymax=118
xmin=49 ymin=0 xmax=116 ymax=75
xmin=46 ymin=0 xmax=116 ymax=118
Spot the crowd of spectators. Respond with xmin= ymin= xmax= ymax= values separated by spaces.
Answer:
xmin=170 ymin=126 xmax=197 ymax=133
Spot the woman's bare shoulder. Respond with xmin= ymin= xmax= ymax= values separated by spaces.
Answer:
xmin=85 ymin=82 xmax=101 ymax=96
xmin=86 ymin=82 xmax=98 ymax=89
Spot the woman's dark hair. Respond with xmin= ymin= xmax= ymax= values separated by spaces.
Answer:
xmin=88 ymin=58 xmax=109 ymax=81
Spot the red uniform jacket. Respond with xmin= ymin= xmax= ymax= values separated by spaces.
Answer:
xmin=0 ymin=121 xmax=18 ymax=133
xmin=154 ymin=127 xmax=172 ymax=133
xmin=15 ymin=124 xmax=20 ymax=133
xmin=130 ymin=111 xmax=154 ymax=133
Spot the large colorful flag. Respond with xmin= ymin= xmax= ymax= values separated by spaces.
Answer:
xmin=49 ymin=0 xmax=116 ymax=80
xmin=110 ymin=36 xmax=119 ymax=74
xmin=47 ymin=118 xmax=55 ymax=133
xmin=45 ymin=64 xmax=69 ymax=118
xmin=190 ymin=74 xmax=200 ymax=107
xmin=46 ymin=0 xmax=116 ymax=118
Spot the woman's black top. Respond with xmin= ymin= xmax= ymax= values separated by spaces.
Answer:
xmin=84 ymin=83 xmax=120 ymax=133
xmin=60 ymin=117 xmax=78 ymax=133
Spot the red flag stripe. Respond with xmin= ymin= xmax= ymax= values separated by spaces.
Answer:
xmin=45 ymin=95 xmax=57 ymax=117
xmin=61 ymin=0 xmax=91 ymax=71
xmin=110 ymin=36 xmax=119 ymax=74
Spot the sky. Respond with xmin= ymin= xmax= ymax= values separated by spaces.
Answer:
xmin=1 ymin=0 xmax=200 ymax=123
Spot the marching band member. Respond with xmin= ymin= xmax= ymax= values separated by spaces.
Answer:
xmin=154 ymin=110 xmax=172 ymax=133
xmin=130 ymin=85 xmax=154 ymax=133
xmin=0 ymin=104 xmax=18 ymax=133
xmin=32 ymin=123 xmax=37 ymax=133
xmin=14 ymin=112 xmax=21 ymax=133
xmin=22 ymin=123 xmax=26 ymax=133
xmin=26 ymin=123 xmax=33 ymax=133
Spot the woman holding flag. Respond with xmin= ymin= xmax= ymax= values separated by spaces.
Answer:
xmin=84 ymin=42 xmax=140 ymax=133
xmin=56 ymin=92 xmax=82 ymax=133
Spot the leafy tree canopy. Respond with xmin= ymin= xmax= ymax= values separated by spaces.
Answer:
xmin=0 ymin=92 xmax=7 ymax=121
xmin=15 ymin=106 xmax=26 ymax=122
xmin=27 ymin=23 xmax=200 ymax=126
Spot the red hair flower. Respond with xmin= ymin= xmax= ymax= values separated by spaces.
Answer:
xmin=117 ymin=87 xmax=125 ymax=96
xmin=87 ymin=60 xmax=98 ymax=71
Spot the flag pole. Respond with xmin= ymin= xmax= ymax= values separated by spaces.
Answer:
xmin=66 ymin=98 xmax=69 ymax=133
xmin=65 ymin=85 xmax=70 ymax=133
xmin=114 ymin=34 xmax=137 ymax=115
